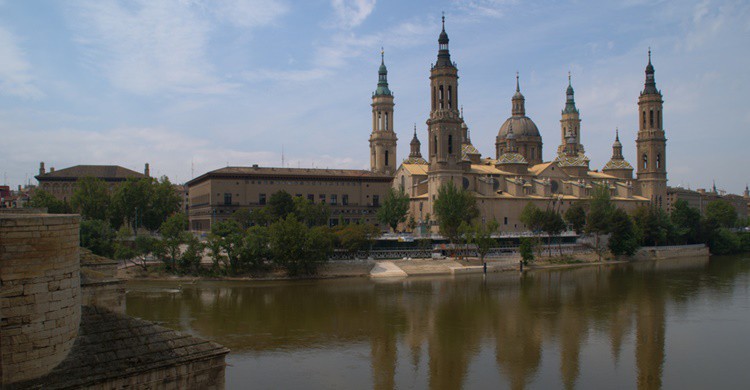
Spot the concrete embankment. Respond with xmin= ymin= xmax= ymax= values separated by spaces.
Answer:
xmin=632 ymin=244 xmax=709 ymax=261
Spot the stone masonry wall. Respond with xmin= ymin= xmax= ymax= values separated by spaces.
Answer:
xmin=0 ymin=214 xmax=81 ymax=386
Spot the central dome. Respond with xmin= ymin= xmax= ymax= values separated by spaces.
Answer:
xmin=498 ymin=116 xmax=541 ymax=138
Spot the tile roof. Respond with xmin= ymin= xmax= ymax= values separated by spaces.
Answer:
xmin=36 ymin=165 xmax=145 ymax=181
xmin=187 ymin=166 xmax=393 ymax=185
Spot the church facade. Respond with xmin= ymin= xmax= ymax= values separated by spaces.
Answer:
xmin=374 ymin=18 xmax=667 ymax=233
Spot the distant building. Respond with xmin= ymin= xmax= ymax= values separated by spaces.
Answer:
xmin=34 ymin=162 xmax=149 ymax=202
xmin=185 ymin=166 xmax=392 ymax=232
xmin=667 ymin=185 xmax=749 ymax=221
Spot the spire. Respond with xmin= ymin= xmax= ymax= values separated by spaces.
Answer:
xmin=374 ymin=48 xmax=391 ymax=96
xmin=642 ymin=47 xmax=659 ymax=95
xmin=563 ymin=72 xmax=578 ymax=114
xmin=436 ymin=12 xmax=452 ymax=67
xmin=512 ymin=72 xmax=526 ymax=116
xmin=409 ymin=123 xmax=424 ymax=160
xmin=612 ymin=128 xmax=623 ymax=159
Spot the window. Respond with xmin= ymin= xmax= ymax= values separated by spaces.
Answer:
xmin=373 ymin=195 xmax=380 ymax=207
xmin=330 ymin=194 xmax=337 ymax=205
xmin=643 ymin=154 xmax=648 ymax=170
xmin=434 ymin=136 xmax=438 ymax=155
xmin=656 ymin=153 xmax=661 ymax=169
xmin=385 ymin=150 xmax=389 ymax=166
xmin=400 ymin=176 xmax=405 ymax=191
xmin=342 ymin=194 xmax=349 ymax=205
xmin=432 ymin=87 xmax=436 ymax=110
xmin=307 ymin=194 xmax=314 ymax=202
xmin=319 ymin=194 xmax=326 ymax=204
xmin=642 ymin=111 xmax=646 ymax=127
xmin=377 ymin=111 xmax=382 ymax=130
xmin=439 ymin=85 xmax=444 ymax=109
xmin=259 ymin=193 xmax=266 ymax=205
xmin=448 ymin=85 xmax=453 ymax=108
xmin=448 ymin=135 xmax=453 ymax=154
xmin=649 ymin=109 xmax=654 ymax=127
xmin=385 ymin=112 xmax=389 ymax=131
xmin=224 ymin=193 xmax=232 ymax=205
xmin=504 ymin=217 xmax=508 ymax=225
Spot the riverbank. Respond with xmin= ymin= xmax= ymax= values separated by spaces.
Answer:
xmin=117 ymin=244 xmax=712 ymax=282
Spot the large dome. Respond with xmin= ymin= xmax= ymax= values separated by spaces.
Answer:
xmin=498 ymin=116 xmax=541 ymax=139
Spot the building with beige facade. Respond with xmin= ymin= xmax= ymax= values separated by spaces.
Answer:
xmin=186 ymin=166 xmax=392 ymax=232
xmin=394 ymin=19 xmax=664 ymax=233
xmin=35 ymin=162 xmax=149 ymax=202
xmin=667 ymin=184 xmax=749 ymax=221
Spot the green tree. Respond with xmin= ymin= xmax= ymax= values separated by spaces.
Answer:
xmin=586 ymin=185 xmax=615 ymax=261
xmin=376 ymin=188 xmax=410 ymax=232
xmin=268 ymin=190 xmax=295 ymax=221
xmin=303 ymin=226 xmax=335 ymax=275
xmin=670 ymin=199 xmax=702 ymax=244
xmin=705 ymin=200 xmax=738 ymax=228
xmin=208 ymin=219 xmax=245 ymax=274
xmin=159 ymin=213 xmax=189 ymax=270
xmin=472 ymin=220 xmax=499 ymax=265
xmin=541 ymin=209 xmax=566 ymax=256
xmin=28 ymin=189 xmax=71 ymax=214
xmin=79 ymin=219 xmax=115 ymax=258
xmin=179 ymin=235 xmax=204 ymax=274
xmin=110 ymin=177 xmax=181 ymax=232
xmin=520 ymin=203 xmax=544 ymax=256
xmin=240 ymin=225 xmax=270 ymax=271
xmin=293 ymin=196 xmax=330 ymax=227
xmin=519 ymin=237 xmax=535 ymax=265
xmin=333 ymin=223 xmax=380 ymax=256
xmin=608 ymin=208 xmax=640 ymax=256
xmin=433 ymin=182 xmax=478 ymax=248
xmin=564 ymin=202 xmax=587 ymax=235
xmin=143 ymin=176 xmax=182 ymax=231
xmin=633 ymin=205 xmax=674 ymax=246
xmin=231 ymin=208 xmax=254 ymax=228
xmin=71 ymin=176 xmax=111 ymax=221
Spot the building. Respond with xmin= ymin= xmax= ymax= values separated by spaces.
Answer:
xmin=186 ymin=166 xmax=392 ymax=232
xmin=35 ymin=162 xmax=150 ymax=202
xmin=393 ymin=18 xmax=660 ymax=232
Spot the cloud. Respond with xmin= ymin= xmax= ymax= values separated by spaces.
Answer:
xmin=0 ymin=26 xmax=43 ymax=99
xmin=67 ymin=0 xmax=287 ymax=95
xmin=452 ymin=0 xmax=518 ymax=19
xmin=331 ymin=0 xmax=376 ymax=29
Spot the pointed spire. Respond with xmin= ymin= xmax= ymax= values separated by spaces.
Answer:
xmin=374 ymin=48 xmax=391 ymax=96
xmin=643 ymin=47 xmax=659 ymax=95
xmin=409 ymin=123 xmax=423 ymax=160
xmin=516 ymin=72 xmax=520 ymax=92
xmin=563 ymin=72 xmax=578 ymax=114
xmin=612 ymin=127 xmax=623 ymax=159
xmin=436 ymin=12 xmax=451 ymax=67
xmin=512 ymin=72 xmax=525 ymax=116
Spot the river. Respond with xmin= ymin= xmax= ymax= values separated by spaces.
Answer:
xmin=125 ymin=255 xmax=750 ymax=389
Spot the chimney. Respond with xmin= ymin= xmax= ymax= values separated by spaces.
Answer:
xmin=39 ymin=162 xmax=46 ymax=175
xmin=144 ymin=163 xmax=150 ymax=177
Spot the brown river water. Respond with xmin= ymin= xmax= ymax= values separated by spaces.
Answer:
xmin=126 ymin=255 xmax=750 ymax=389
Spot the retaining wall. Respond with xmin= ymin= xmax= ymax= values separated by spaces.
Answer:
xmin=632 ymin=244 xmax=709 ymax=261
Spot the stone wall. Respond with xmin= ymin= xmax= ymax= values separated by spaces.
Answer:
xmin=0 ymin=214 xmax=81 ymax=386
xmin=632 ymin=244 xmax=710 ymax=261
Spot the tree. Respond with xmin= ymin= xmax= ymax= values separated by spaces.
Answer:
xmin=541 ymin=209 xmax=566 ymax=256
xmin=334 ymin=223 xmax=380 ymax=256
xmin=632 ymin=205 xmax=674 ymax=246
xmin=240 ymin=225 xmax=270 ymax=271
xmin=670 ymin=200 xmax=702 ymax=244
xmin=705 ymin=200 xmax=738 ymax=228
xmin=520 ymin=203 xmax=544 ymax=256
xmin=179 ymin=235 xmax=204 ymax=274
xmin=208 ymin=219 xmax=245 ymax=274
xmin=433 ymin=182 xmax=478 ymax=248
xmin=376 ymin=188 xmax=410 ymax=232
xmin=564 ymin=202 xmax=587 ymax=235
xmin=28 ymin=189 xmax=71 ymax=214
xmin=269 ymin=215 xmax=309 ymax=276
xmin=143 ymin=177 xmax=182 ymax=231
xmin=472 ymin=220 xmax=499 ymax=266
xmin=586 ymin=185 xmax=615 ymax=261
xmin=159 ymin=213 xmax=189 ymax=270
xmin=519 ymin=237 xmax=535 ymax=265
xmin=231 ymin=208 xmax=254 ymax=228
xmin=71 ymin=176 xmax=111 ymax=221
xmin=110 ymin=177 xmax=181 ymax=232
xmin=293 ymin=196 xmax=330 ymax=227
xmin=268 ymin=190 xmax=295 ymax=221
xmin=608 ymin=208 xmax=640 ymax=256
xmin=79 ymin=219 xmax=115 ymax=258
xmin=303 ymin=226 xmax=335 ymax=275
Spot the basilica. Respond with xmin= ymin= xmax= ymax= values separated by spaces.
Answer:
xmin=369 ymin=18 xmax=667 ymax=232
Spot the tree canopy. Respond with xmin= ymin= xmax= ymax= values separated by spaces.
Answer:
xmin=376 ymin=188 xmax=410 ymax=232
xmin=433 ymin=182 xmax=478 ymax=244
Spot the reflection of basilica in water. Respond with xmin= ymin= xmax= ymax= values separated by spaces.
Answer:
xmin=126 ymin=256 xmax=748 ymax=389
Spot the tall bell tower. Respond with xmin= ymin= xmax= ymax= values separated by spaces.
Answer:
xmin=427 ymin=15 xmax=464 ymax=200
xmin=636 ymin=49 xmax=668 ymax=208
xmin=370 ymin=49 xmax=397 ymax=175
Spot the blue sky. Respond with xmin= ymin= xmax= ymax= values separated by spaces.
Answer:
xmin=0 ymin=0 xmax=748 ymax=194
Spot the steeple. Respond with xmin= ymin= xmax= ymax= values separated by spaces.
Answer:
xmin=744 ymin=184 xmax=749 ymax=198
xmin=512 ymin=72 xmax=526 ymax=116
xmin=404 ymin=124 xmax=427 ymax=165
xmin=642 ymin=48 xmax=659 ymax=96
xmin=435 ymin=13 xmax=452 ymax=68
xmin=374 ymin=48 xmax=392 ymax=96
xmin=563 ymin=72 xmax=578 ymax=114
xmin=603 ymin=127 xmax=633 ymax=179
xmin=612 ymin=128 xmax=623 ymax=159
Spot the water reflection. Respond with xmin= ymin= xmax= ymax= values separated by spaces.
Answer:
xmin=126 ymin=255 xmax=750 ymax=389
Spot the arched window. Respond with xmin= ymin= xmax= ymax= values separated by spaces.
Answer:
xmin=385 ymin=150 xmax=389 ymax=166
xmin=643 ymin=154 xmax=648 ymax=169
xmin=531 ymin=147 xmax=535 ymax=159
xmin=400 ymin=176 xmax=405 ymax=191
xmin=448 ymin=85 xmax=453 ymax=109
xmin=434 ymin=136 xmax=437 ymax=155
xmin=448 ymin=135 xmax=453 ymax=154
xmin=656 ymin=153 xmax=661 ymax=169
xmin=439 ymin=85 xmax=444 ymax=109
xmin=432 ymin=87 xmax=436 ymax=110
xmin=377 ymin=112 xmax=382 ymax=131
xmin=649 ymin=109 xmax=654 ymax=127
xmin=384 ymin=112 xmax=388 ymax=131
xmin=642 ymin=111 xmax=646 ymax=127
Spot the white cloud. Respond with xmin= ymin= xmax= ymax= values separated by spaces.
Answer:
xmin=0 ymin=26 xmax=43 ymax=99
xmin=452 ymin=0 xmax=518 ymax=19
xmin=67 ymin=0 xmax=287 ymax=95
xmin=331 ymin=0 xmax=376 ymax=29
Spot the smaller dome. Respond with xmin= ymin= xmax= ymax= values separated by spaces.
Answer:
xmin=498 ymin=116 xmax=541 ymax=139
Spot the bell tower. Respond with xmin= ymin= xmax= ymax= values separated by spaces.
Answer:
xmin=427 ymin=15 xmax=464 ymax=200
xmin=558 ymin=73 xmax=584 ymax=155
xmin=636 ymin=49 xmax=668 ymax=208
xmin=369 ymin=49 xmax=397 ymax=175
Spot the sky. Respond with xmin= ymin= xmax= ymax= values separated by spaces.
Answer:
xmin=0 ymin=0 xmax=748 ymax=194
